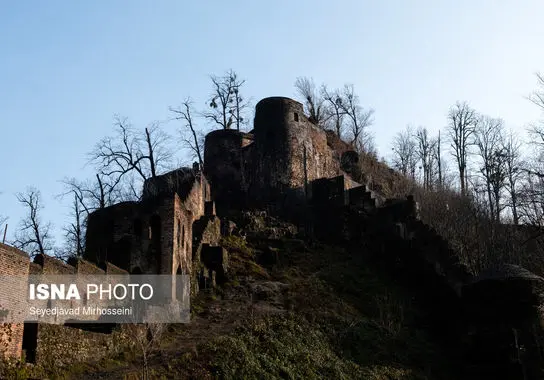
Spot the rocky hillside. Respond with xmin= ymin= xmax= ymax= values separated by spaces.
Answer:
xmin=24 ymin=212 xmax=466 ymax=380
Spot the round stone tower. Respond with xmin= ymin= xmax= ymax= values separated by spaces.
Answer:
xmin=251 ymin=97 xmax=305 ymax=203
xmin=203 ymin=129 xmax=249 ymax=213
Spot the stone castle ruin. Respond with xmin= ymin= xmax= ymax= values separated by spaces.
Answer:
xmin=1 ymin=96 xmax=544 ymax=377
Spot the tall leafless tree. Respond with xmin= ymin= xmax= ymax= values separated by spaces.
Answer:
xmin=62 ymin=173 xmax=119 ymax=213
xmin=391 ymin=125 xmax=418 ymax=179
xmin=170 ymin=98 xmax=204 ymax=167
xmin=415 ymin=126 xmax=436 ymax=190
xmin=0 ymin=192 xmax=7 ymax=240
xmin=0 ymin=214 xmax=7 ymax=243
xmin=90 ymin=116 xmax=172 ymax=199
xmin=63 ymin=191 xmax=85 ymax=257
xmin=205 ymin=69 xmax=248 ymax=130
xmin=340 ymin=84 xmax=375 ymax=152
xmin=518 ymin=75 xmax=544 ymax=225
xmin=502 ymin=131 xmax=524 ymax=224
xmin=447 ymin=101 xmax=477 ymax=196
xmin=434 ymin=131 xmax=444 ymax=189
xmin=473 ymin=115 xmax=504 ymax=220
xmin=321 ymin=85 xmax=345 ymax=138
xmin=294 ymin=77 xmax=326 ymax=125
xmin=528 ymin=72 xmax=544 ymax=112
xmin=13 ymin=187 xmax=54 ymax=257
xmin=58 ymin=173 xmax=120 ymax=258
xmin=519 ymin=125 xmax=544 ymax=225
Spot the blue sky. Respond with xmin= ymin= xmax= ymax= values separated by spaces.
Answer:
xmin=1 ymin=1 xmax=544 ymax=245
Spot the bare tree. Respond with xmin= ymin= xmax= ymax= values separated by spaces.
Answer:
xmin=63 ymin=192 xmax=85 ymax=257
xmin=205 ymin=69 xmax=248 ymax=130
xmin=502 ymin=130 xmax=524 ymax=225
xmin=391 ymin=125 xmax=418 ymax=179
xmin=473 ymin=115 xmax=505 ymax=220
xmin=517 ymin=73 xmax=544 ymax=225
xmin=170 ymin=98 xmax=204 ymax=167
xmin=90 ymin=116 xmax=172 ymax=199
xmin=339 ymin=84 xmax=375 ymax=152
xmin=519 ymin=125 xmax=544 ymax=225
xmin=321 ymin=85 xmax=345 ymax=138
xmin=62 ymin=173 xmax=119 ymax=213
xmin=528 ymin=72 xmax=544 ymax=112
xmin=415 ymin=126 xmax=436 ymax=190
xmin=294 ymin=77 xmax=326 ymax=125
xmin=13 ymin=187 xmax=54 ymax=257
xmin=124 ymin=323 xmax=166 ymax=380
xmin=447 ymin=101 xmax=477 ymax=195
xmin=0 ymin=215 xmax=7 ymax=243
xmin=434 ymin=131 xmax=444 ymax=189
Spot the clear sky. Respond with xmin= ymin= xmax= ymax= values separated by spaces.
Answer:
xmin=1 ymin=1 xmax=544 ymax=246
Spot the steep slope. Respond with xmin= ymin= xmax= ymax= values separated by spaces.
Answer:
xmin=46 ymin=213 xmax=466 ymax=380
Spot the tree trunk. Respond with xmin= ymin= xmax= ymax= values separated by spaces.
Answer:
xmin=145 ymin=128 xmax=156 ymax=178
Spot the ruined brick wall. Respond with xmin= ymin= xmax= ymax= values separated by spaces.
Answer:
xmin=27 ymin=253 xmax=129 ymax=366
xmin=34 ymin=254 xmax=75 ymax=275
xmin=0 ymin=244 xmax=131 ymax=363
xmin=171 ymin=194 xmax=191 ymax=275
xmin=0 ymin=243 xmax=29 ymax=359
xmin=288 ymin=116 xmax=344 ymax=189
xmin=35 ymin=324 xmax=129 ymax=368
xmin=85 ymin=199 xmax=170 ymax=274
xmin=84 ymin=201 xmax=142 ymax=271
xmin=85 ymin=170 xmax=209 ymax=276
xmin=169 ymin=174 xmax=211 ymax=276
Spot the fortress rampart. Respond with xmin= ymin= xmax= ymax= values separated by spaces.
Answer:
xmin=1 ymin=95 xmax=543 ymax=376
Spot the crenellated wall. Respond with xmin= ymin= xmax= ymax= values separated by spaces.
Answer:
xmin=0 ymin=243 xmax=130 ymax=364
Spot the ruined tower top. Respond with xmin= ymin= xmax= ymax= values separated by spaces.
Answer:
xmin=254 ymin=97 xmax=304 ymax=134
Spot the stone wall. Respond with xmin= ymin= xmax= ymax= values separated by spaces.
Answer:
xmin=0 ymin=243 xmax=29 ymax=359
xmin=204 ymin=130 xmax=249 ymax=212
xmin=203 ymin=96 xmax=362 ymax=214
xmin=35 ymin=324 xmax=129 ymax=368
xmin=0 ymin=242 xmax=133 ymax=364
xmin=191 ymin=204 xmax=222 ymax=293
xmin=352 ymin=195 xmax=544 ymax=378
xmin=85 ymin=170 xmax=209 ymax=275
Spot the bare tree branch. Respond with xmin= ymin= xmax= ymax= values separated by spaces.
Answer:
xmin=89 ymin=116 xmax=172 ymax=200
xmin=294 ymin=77 xmax=326 ymax=126
xmin=415 ymin=126 xmax=437 ymax=190
xmin=339 ymin=84 xmax=375 ymax=152
xmin=13 ymin=187 xmax=54 ymax=258
xmin=502 ymin=129 xmax=524 ymax=225
xmin=390 ymin=125 xmax=418 ymax=179
xmin=170 ymin=98 xmax=204 ymax=167
xmin=321 ymin=85 xmax=345 ymax=138
xmin=528 ymin=72 xmax=544 ymax=112
xmin=204 ymin=69 xmax=248 ymax=130
xmin=473 ymin=115 xmax=506 ymax=222
xmin=0 ymin=214 xmax=7 ymax=243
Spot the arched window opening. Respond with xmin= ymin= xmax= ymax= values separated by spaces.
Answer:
xmin=294 ymin=112 xmax=299 ymax=122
